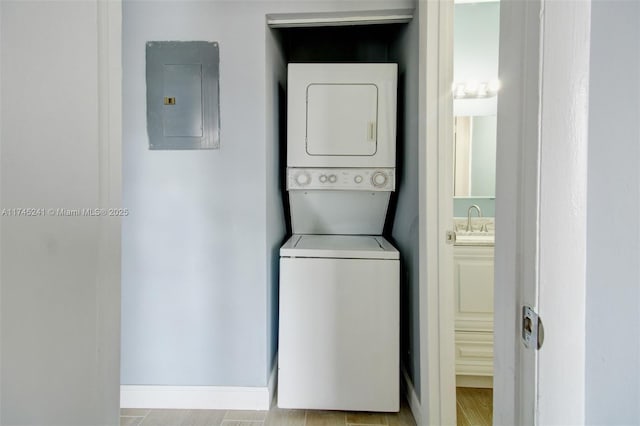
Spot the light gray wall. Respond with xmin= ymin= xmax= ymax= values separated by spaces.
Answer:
xmin=586 ymin=1 xmax=640 ymax=423
xmin=122 ymin=0 xmax=414 ymax=388
xmin=122 ymin=1 xmax=271 ymax=386
xmin=390 ymin=16 xmax=421 ymax=397
xmin=0 ymin=1 xmax=120 ymax=424
xmin=453 ymin=197 xmax=495 ymax=218
xmin=454 ymin=2 xmax=499 ymax=84
xmin=453 ymin=1 xmax=500 ymax=117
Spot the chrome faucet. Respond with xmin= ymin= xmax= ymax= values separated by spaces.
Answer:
xmin=466 ymin=204 xmax=482 ymax=232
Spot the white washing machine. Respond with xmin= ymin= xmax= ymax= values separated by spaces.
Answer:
xmin=278 ymin=63 xmax=399 ymax=412
xmin=278 ymin=235 xmax=399 ymax=412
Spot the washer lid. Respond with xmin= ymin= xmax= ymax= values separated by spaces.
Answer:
xmin=280 ymin=234 xmax=399 ymax=260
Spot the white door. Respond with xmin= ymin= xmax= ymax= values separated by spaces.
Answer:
xmin=0 ymin=1 xmax=122 ymax=424
xmin=306 ymin=84 xmax=378 ymax=156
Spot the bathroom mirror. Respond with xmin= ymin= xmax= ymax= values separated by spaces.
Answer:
xmin=453 ymin=114 xmax=497 ymax=198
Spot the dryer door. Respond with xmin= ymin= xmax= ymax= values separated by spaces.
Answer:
xmin=306 ymin=84 xmax=377 ymax=157
xmin=287 ymin=63 xmax=397 ymax=168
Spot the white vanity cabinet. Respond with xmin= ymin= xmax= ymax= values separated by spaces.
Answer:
xmin=454 ymin=244 xmax=494 ymax=388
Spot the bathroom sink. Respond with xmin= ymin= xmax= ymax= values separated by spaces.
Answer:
xmin=454 ymin=230 xmax=495 ymax=246
xmin=453 ymin=218 xmax=495 ymax=246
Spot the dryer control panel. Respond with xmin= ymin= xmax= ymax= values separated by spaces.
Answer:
xmin=287 ymin=168 xmax=395 ymax=191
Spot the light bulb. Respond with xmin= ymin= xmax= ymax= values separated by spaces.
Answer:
xmin=477 ymin=83 xmax=488 ymax=98
xmin=488 ymin=79 xmax=501 ymax=94
xmin=464 ymin=80 xmax=479 ymax=95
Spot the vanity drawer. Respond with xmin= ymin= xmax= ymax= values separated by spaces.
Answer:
xmin=455 ymin=331 xmax=493 ymax=377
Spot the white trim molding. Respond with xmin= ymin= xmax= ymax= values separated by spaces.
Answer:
xmin=120 ymin=385 xmax=272 ymax=411
xmin=266 ymin=9 xmax=413 ymax=28
xmin=121 ymin=359 xmax=277 ymax=410
xmin=420 ymin=0 xmax=457 ymax=424
xmin=96 ymin=0 xmax=122 ymax=422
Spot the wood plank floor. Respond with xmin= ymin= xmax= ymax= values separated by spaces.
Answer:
xmin=456 ymin=387 xmax=493 ymax=426
xmin=121 ymin=399 xmax=416 ymax=426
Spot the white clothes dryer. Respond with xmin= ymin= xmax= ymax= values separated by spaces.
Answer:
xmin=278 ymin=234 xmax=399 ymax=412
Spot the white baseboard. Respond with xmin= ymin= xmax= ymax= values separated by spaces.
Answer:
xmin=456 ymin=374 xmax=493 ymax=389
xmin=121 ymin=358 xmax=278 ymax=411
xmin=120 ymin=385 xmax=271 ymax=410
xmin=401 ymin=366 xmax=423 ymax=426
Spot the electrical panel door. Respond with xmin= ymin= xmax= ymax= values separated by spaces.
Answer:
xmin=162 ymin=64 xmax=203 ymax=138
xmin=146 ymin=41 xmax=220 ymax=150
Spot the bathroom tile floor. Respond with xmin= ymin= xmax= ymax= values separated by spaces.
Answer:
xmin=120 ymin=399 xmax=416 ymax=426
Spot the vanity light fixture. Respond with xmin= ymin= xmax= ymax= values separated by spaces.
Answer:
xmin=452 ymin=79 xmax=501 ymax=99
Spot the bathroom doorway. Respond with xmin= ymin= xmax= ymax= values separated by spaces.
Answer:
xmin=450 ymin=1 xmax=500 ymax=424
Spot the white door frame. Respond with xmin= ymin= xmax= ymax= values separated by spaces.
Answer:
xmin=419 ymin=0 xmax=456 ymax=424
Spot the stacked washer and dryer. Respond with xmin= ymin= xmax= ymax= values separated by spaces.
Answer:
xmin=278 ymin=64 xmax=399 ymax=412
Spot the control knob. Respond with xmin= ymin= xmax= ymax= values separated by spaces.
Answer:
xmin=371 ymin=171 xmax=389 ymax=188
xmin=328 ymin=174 xmax=337 ymax=183
xmin=295 ymin=172 xmax=311 ymax=186
xmin=319 ymin=174 xmax=327 ymax=183
xmin=354 ymin=175 xmax=363 ymax=184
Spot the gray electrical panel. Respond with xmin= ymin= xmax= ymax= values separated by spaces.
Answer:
xmin=146 ymin=41 xmax=220 ymax=150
